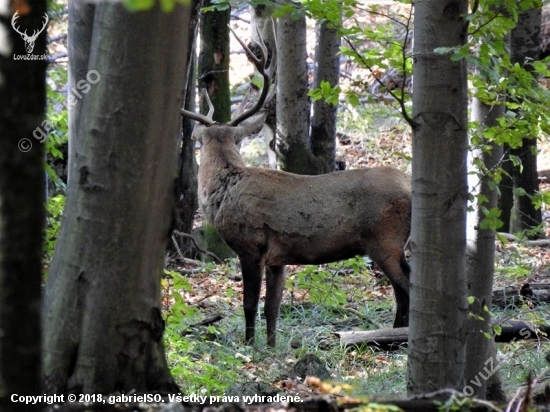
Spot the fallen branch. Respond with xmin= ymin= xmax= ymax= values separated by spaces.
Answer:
xmin=493 ymin=284 xmax=550 ymax=308
xmin=173 ymin=230 xmax=223 ymax=264
xmin=191 ymin=313 xmax=223 ymax=328
xmin=497 ymin=232 xmax=550 ymax=247
xmin=171 ymin=234 xmax=204 ymax=268
xmin=336 ymin=320 xmax=550 ymax=347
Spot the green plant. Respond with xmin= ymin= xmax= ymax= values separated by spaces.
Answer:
xmin=44 ymin=194 xmax=65 ymax=265
xmin=164 ymin=325 xmax=244 ymax=394
xmin=287 ymin=257 xmax=371 ymax=308
xmin=163 ymin=269 xmax=202 ymax=331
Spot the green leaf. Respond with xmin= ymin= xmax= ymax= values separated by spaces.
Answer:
xmin=514 ymin=187 xmax=527 ymax=197
xmin=124 ymin=0 xmax=155 ymax=11
xmin=496 ymin=232 xmax=509 ymax=244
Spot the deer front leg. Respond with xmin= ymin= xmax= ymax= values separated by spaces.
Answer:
xmin=265 ymin=265 xmax=286 ymax=347
xmin=240 ymin=257 xmax=263 ymax=345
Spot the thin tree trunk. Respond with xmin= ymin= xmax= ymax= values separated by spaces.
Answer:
xmin=175 ymin=0 xmax=200 ymax=257
xmin=43 ymin=2 xmax=190 ymax=393
xmin=67 ymin=2 xmax=94 ymax=166
xmin=498 ymin=151 xmax=514 ymax=233
xmin=199 ymin=1 xmax=230 ymax=123
xmin=407 ymin=0 xmax=469 ymax=395
xmin=509 ymin=7 xmax=542 ymax=237
xmin=250 ymin=4 xmax=277 ymax=169
xmin=197 ymin=4 xmax=232 ymax=257
xmin=0 ymin=2 xmax=48 ymax=409
xmin=311 ymin=19 xmax=340 ymax=174
xmin=277 ymin=12 xmax=319 ymax=175
xmin=466 ymin=98 xmax=505 ymax=401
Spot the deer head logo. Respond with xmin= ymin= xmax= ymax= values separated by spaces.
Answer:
xmin=11 ymin=11 xmax=49 ymax=54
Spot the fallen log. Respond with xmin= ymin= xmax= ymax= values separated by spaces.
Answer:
xmin=493 ymin=283 xmax=550 ymax=308
xmin=497 ymin=232 xmax=550 ymax=246
xmin=336 ymin=320 xmax=550 ymax=347
xmin=336 ymin=327 xmax=409 ymax=349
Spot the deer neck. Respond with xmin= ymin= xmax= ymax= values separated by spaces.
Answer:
xmin=198 ymin=133 xmax=246 ymax=219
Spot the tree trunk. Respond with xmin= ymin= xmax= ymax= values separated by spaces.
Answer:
xmin=276 ymin=12 xmax=319 ymax=175
xmin=43 ymin=2 xmax=190 ymax=394
xmin=175 ymin=0 xmax=200 ymax=257
xmin=199 ymin=1 xmax=231 ymax=123
xmin=509 ymin=7 xmax=542 ymax=237
xmin=197 ymin=4 xmax=232 ymax=257
xmin=498 ymin=151 xmax=514 ymax=233
xmin=466 ymin=98 xmax=505 ymax=401
xmin=0 ymin=2 xmax=48 ymax=409
xmin=310 ymin=19 xmax=340 ymax=174
xmin=407 ymin=0 xmax=469 ymax=395
xmin=250 ymin=4 xmax=277 ymax=169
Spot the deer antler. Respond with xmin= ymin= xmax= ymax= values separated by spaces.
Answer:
xmin=180 ymin=89 xmax=215 ymax=126
xmin=228 ymin=26 xmax=276 ymax=126
xmin=181 ymin=27 xmax=275 ymax=127
xmin=11 ymin=12 xmax=48 ymax=39
xmin=11 ymin=11 xmax=26 ymax=37
xmin=29 ymin=13 xmax=49 ymax=41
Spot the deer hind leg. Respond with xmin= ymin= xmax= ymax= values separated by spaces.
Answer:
xmin=388 ymin=253 xmax=410 ymax=328
xmin=240 ymin=256 xmax=264 ymax=345
xmin=369 ymin=246 xmax=410 ymax=328
xmin=265 ymin=265 xmax=286 ymax=347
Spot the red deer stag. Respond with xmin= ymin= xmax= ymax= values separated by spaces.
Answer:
xmin=181 ymin=30 xmax=412 ymax=347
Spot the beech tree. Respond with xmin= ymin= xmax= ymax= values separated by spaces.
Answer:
xmin=466 ymin=96 xmax=505 ymax=400
xmin=0 ymin=2 xmax=48 ymax=409
xmin=407 ymin=0 xmax=469 ymax=394
xmin=500 ymin=6 xmax=543 ymax=237
xmin=276 ymin=8 xmax=341 ymax=175
xmin=199 ymin=1 xmax=231 ymax=123
xmin=276 ymin=11 xmax=317 ymax=174
xmin=311 ymin=18 xmax=341 ymax=173
xmin=462 ymin=4 xmax=515 ymax=401
xmin=43 ymin=2 xmax=191 ymax=393
xmin=174 ymin=0 xmax=201 ymax=257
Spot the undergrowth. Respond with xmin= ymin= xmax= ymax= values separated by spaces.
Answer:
xmin=163 ymin=253 xmax=550 ymax=400
xmin=162 ymin=255 xmax=406 ymax=395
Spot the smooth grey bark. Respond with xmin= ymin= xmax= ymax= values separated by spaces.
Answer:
xmin=67 ymin=2 xmax=94 ymax=168
xmin=465 ymin=99 xmax=505 ymax=401
xmin=508 ymin=7 xmax=542 ymax=237
xmin=276 ymin=12 xmax=319 ymax=175
xmin=250 ymin=4 xmax=277 ymax=169
xmin=0 ymin=2 xmax=47 ymax=409
xmin=43 ymin=3 xmax=190 ymax=394
xmin=407 ymin=0 xmax=469 ymax=395
xmin=199 ymin=1 xmax=231 ymax=123
xmin=311 ymin=19 xmax=340 ymax=174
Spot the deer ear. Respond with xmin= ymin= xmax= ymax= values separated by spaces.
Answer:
xmin=233 ymin=110 xmax=268 ymax=144
xmin=190 ymin=124 xmax=206 ymax=144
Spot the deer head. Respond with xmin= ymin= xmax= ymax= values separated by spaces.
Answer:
xmin=181 ymin=27 xmax=276 ymax=139
xmin=12 ymin=11 xmax=49 ymax=54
